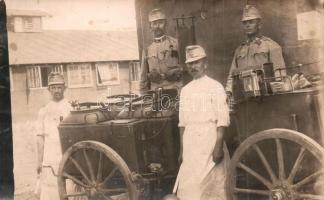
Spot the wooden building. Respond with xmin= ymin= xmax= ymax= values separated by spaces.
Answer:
xmin=8 ymin=9 xmax=140 ymax=121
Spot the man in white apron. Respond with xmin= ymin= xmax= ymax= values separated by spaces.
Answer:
xmin=36 ymin=72 xmax=71 ymax=200
xmin=175 ymin=45 xmax=230 ymax=200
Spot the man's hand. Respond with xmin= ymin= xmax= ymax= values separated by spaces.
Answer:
xmin=213 ymin=147 xmax=224 ymax=165
xmin=166 ymin=68 xmax=182 ymax=81
xmin=214 ymin=127 xmax=225 ymax=165
xmin=148 ymin=71 xmax=162 ymax=83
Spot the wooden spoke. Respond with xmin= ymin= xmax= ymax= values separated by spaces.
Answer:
xmin=98 ymin=191 xmax=113 ymax=200
xmin=226 ymin=129 xmax=324 ymax=200
xmin=253 ymin=144 xmax=277 ymax=183
xmin=63 ymin=172 xmax=89 ymax=188
xmin=97 ymin=152 xmax=103 ymax=182
xmin=234 ymin=188 xmax=270 ymax=196
xmin=99 ymin=188 xmax=128 ymax=194
xmin=276 ymin=138 xmax=285 ymax=180
xmin=58 ymin=141 xmax=138 ymax=200
xmin=64 ymin=192 xmax=88 ymax=198
xmin=287 ymin=147 xmax=306 ymax=183
xmin=295 ymin=193 xmax=324 ymax=199
xmin=238 ymin=162 xmax=272 ymax=189
xmin=293 ymin=170 xmax=324 ymax=188
xmin=102 ymin=196 xmax=113 ymax=200
xmin=100 ymin=166 xmax=119 ymax=186
xmin=83 ymin=149 xmax=95 ymax=182
xmin=69 ymin=157 xmax=92 ymax=184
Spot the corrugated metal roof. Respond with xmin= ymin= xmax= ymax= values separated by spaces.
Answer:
xmin=7 ymin=9 xmax=50 ymax=17
xmin=8 ymin=30 xmax=139 ymax=65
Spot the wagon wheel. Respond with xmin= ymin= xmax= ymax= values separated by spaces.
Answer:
xmin=226 ymin=128 xmax=324 ymax=200
xmin=57 ymin=141 xmax=139 ymax=200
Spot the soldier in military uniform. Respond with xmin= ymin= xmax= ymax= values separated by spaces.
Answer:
xmin=225 ymin=5 xmax=286 ymax=95
xmin=140 ymin=8 xmax=182 ymax=94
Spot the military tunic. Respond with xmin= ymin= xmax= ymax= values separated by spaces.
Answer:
xmin=140 ymin=35 xmax=182 ymax=93
xmin=225 ymin=36 xmax=286 ymax=93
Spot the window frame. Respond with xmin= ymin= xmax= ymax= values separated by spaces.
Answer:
xmin=22 ymin=17 xmax=33 ymax=30
xmin=67 ymin=63 xmax=93 ymax=88
xmin=95 ymin=62 xmax=120 ymax=86
xmin=129 ymin=61 xmax=141 ymax=83
xmin=26 ymin=64 xmax=64 ymax=89
xmin=26 ymin=65 xmax=42 ymax=89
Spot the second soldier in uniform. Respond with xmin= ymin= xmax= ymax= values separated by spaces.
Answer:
xmin=140 ymin=8 xmax=183 ymax=94
xmin=225 ymin=5 xmax=286 ymax=95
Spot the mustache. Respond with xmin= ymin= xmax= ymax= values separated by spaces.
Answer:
xmin=154 ymin=28 xmax=163 ymax=32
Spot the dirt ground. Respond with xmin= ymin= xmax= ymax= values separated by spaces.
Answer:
xmin=12 ymin=120 xmax=39 ymax=200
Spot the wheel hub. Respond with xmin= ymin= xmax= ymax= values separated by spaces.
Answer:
xmin=85 ymin=183 xmax=101 ymax=197
xmin=271 ymin=189 xmax=286 ymax=200
xmin=89 ymin=187 xmax=98 ymax=197
xmin=271 ymin=185 xmax=294 ymax=200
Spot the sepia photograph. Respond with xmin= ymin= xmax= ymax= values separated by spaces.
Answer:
xmin=2 ymin=0 xmax=324 ymax=199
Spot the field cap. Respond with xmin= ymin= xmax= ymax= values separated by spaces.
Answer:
xmin=149 ymin=8 xmax=166 ymax=22
xmin=185 ymin=45 xmax=206 ymax=64
xmin=48 ymin=72 xmax=65 ymax=86
xmin=241 ymin=5 xmax=261 ymax=21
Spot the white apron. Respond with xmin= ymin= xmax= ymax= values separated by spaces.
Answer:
xmin=175 ymin=123 xmax=228 ymax=200
xmin=37 ymin=99 xmax=71 ymax=200
xmin=175 ymin=75 xmax=230 ymax=200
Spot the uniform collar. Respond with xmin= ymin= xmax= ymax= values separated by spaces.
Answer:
xmin=153 ymin=35 xmax=167 ymax=43
xmin=193 ymin=74 xmax=207 ymax=81
xmin=51 ymin=98 xmax=67 ymax=104
xmin=242 ymin=35 xmax=263 ymax=45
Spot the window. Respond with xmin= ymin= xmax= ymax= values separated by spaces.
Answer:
xmin=20 ymin=17 xmax=42 ymax=32
xmin=52 ymin=65 xmax=63 ymax=73
xmin=26 ymin=65 xmax=63 ymax=88
xmin=96 ymin=62 xmax=120 ymax=86
xmin=67 ymin=63 xmax=93 ymax=88
xmin=23 ymin=17 xmax=33 ymax=30
xmin=27 ymin=66 xmax=41 ymax=88
xmin=130 ymin=61 xmax=140 ymax=82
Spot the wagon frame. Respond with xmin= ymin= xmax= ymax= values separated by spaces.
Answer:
xmin=56 ymin=78 xmax=324 ymax=200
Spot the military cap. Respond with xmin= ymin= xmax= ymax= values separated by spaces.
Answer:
xmin=48 ymin=72 xmax=65 ymax=86
xmin=149 ymin=8 xmax=166 ymax=22
xmin=185 ymin=45 xmax=206 ymax=63
xmin=241 ymin=5 xmax=261 ymax=21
